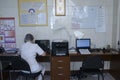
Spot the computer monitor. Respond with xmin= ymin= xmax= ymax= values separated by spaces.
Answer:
xmin=35 ymin=40 xmax=50 ymax=53
xmin=76 ymin=38 xmax=91 ymax=49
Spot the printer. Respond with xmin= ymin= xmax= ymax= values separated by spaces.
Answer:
xmin=52 ymin=41 xmax=68 ymax=56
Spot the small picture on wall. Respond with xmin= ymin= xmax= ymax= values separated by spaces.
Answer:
xmin=55 ymin=0 xmax=66 ymax=16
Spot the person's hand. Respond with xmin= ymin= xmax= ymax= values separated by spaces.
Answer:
xmin=41 ymin=52 xmax=46 ymax=56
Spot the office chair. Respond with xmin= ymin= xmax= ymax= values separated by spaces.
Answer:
xmin=11 ymin=56 xmax=44 ymax=80
xmin=77 ymin=56 xmax=104 ymax=80
xmin=0 ymin=55 xmax=44 ymax=80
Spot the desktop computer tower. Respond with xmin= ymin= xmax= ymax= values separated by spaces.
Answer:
xmin=52 ymin=42 xmax=68 ymax=56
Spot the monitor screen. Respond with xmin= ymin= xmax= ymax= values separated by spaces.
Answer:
xmin=35 ymin=40 xmax=50 ymax=53
xmin=76 ymin=39 xmax=91 ymax=49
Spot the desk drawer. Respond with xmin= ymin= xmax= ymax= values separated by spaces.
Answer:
xmin=51 ymin=56 xmax=70 ymax=70
xmin=51 ymin=56 xmax=70 ymax=80
xmin=51 ymin=56 xmax=69 ymax=63
xmin=52 ymin=73 xmax=70 ymax=80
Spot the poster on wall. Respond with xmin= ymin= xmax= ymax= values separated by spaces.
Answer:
xmin=0 ymin=17 xmax=16 ymax=49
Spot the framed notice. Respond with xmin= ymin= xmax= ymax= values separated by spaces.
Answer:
xmin=18 ymin=0 xmax=48 ymax=26
xmin=0 ymin=17 xmax=16 ymax=49
xmin=55 ymin=0 xmax=66 ymax=16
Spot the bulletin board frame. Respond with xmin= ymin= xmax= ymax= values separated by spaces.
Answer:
xmin=18 ymin=0 xmax=48 ymax=26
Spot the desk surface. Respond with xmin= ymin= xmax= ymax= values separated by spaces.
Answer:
xmin=70 ymin=53 xmax=119 ymax=61
xmin=0 ymin=51 xmax=119 ymax=57
xmin=0 ymin=51 xmax=119 ymax=61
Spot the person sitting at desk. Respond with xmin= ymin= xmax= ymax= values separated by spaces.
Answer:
xmin=20 ymin=33 xmax=46 ymax=80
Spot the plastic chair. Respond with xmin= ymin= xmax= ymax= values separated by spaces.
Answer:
xmin=77 ymin=56 xmax=104 ymax=80
xmin=11 ymin=56 xmax=44 ymax=80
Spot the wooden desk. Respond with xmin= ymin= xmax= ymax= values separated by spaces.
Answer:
xmin=70 ymin=52 xmax=120 ymax=79
xmin=0 ymin=52 xmax=120 ymax=80
xmin=110 ymin=51 xmax=120 ymax=80
xmin=1 ymin=52 xmax=117 ymax=61
xmin=70 ymin=53 xmax=114 ymax=61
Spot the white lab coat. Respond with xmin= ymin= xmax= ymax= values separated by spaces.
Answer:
xmin=20 ymin=42 xmax=45 ymax=80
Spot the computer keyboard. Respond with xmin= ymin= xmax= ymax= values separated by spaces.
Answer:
xmin=79 ymin=49 xmax=91 ymax=54
xmin=5 ymin=48 xmax=19 ymax=54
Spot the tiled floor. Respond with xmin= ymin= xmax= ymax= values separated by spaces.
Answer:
xmin=44 ymin=73 xmax=115 ymax=80
xmin=3 ymin=72 xmax=115 ymax=80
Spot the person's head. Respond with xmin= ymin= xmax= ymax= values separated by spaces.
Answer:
xmin=24 ymin=33 xmax=34 ymax=43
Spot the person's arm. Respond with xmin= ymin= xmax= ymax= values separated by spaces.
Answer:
xmin=35 ymin=44 xmax=46 ymax=56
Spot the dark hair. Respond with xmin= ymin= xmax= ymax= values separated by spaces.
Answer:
xmin=24 ymin=33 xmax=34 ymax=43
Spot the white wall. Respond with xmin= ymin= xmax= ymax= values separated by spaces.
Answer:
xmin=112 ymin=0 xmax=119 ymax=49
xmin=117 ymin=0 xmax=120 ymax=50
xmin=0 ymin=0 xmax=114 ymax=49
xmin=0 ymin=0 xmax=118 ymax=70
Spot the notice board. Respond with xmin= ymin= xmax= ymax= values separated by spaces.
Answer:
xmin=71 ymin=6 xmax=105 ymax=32
xmin=18 ymin=0 xmax=48 ymax=26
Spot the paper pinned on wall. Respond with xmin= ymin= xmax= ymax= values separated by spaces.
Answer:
xmin=71 ymin=6 xmax=106 ymax=30
xmin=74 ymin=31 xmax=84 ymax=39
xmin=95 ymin=6 xmax=106 ymax=32
xmin=71 ymin=6 xmax=98 ymax=29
